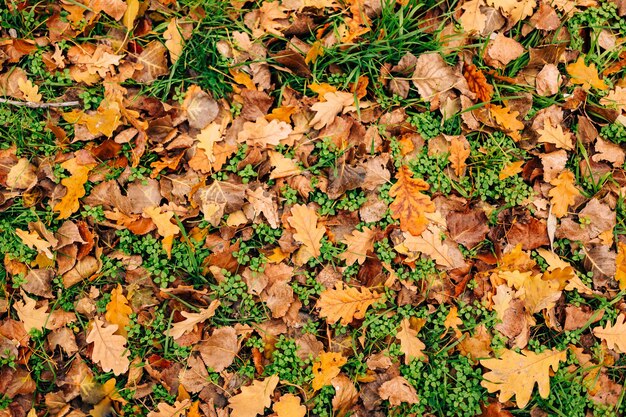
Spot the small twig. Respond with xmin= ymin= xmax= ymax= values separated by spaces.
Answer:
xmin=0 ymin=98 xmax=80 ymax=108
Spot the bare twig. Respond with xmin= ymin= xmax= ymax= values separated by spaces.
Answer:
xmin=0 ymin=98 xmax=80 ymax=108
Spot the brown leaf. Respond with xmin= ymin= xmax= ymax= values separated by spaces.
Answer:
xmin=484 ymin=34 xmax=525 ymax=68
xmin=133 ymin=41 xmax=169 ymax=83
xmin=168 ymin=300 xmax=220 ymax=340
xmin=411 ymin=53 xmax=463 ymax=100
xmin=287 ymin=204 xmax=326 ymax=259
xmin=447 ymin=208 xmax=489 ymax=248
xmin=378 ymin=376 xmax=419 ymax=406
xmin=86 ymin=317 xmax=130 ymax=376
xmin=506 ymin=217 xmax=550 ymax=250
xmin=182 ymin=85 xmax=219 ymax=130
xmin=22 ymin=269 xmax=53 ymax=298
xmin=198 ymin=326 xmax=238 ymax=372
xmin=331 ymin=375 xmax=358 ymax=417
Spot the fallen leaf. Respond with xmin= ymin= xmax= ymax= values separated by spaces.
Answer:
xmin=17 ymin=78 xmax=41 ymax=102
xmin=317 ymin=283 xmax=383 ymax=325
xmin=198 ymin=326 xmax=238 ymax=372
xmin=287 ymin=204 xmax=326 ymax=259
xmin=228 ymin=375 xmax=279 ymax=417
xmin=168 ymin=300 xmax=220 ymax=340
xmin=389 ymin=165 xmax=436 ymax=237
xmin=86 ymin=317 xmax=130 ymax=376
xmin=396 ymin=318 xmax=426 ymax=364
xmin=14 ymin=292 xmax=49 ymax=332
xmin=147 ymin=399 xmax=190 ymax=417
xmin=411 ymin=53 xmax=460 ymax=100
xmin=537 ymin=120 xmax=574 ymax=150
xmin=549 ymin=170 xmax=580 ymax=218
xmin=480 ymin=348 xmax=566 ymax=408
xmin=133 ymin=41 xmax=169 ymax=83
xmin=485 ymin=33 xmax=525 ymax=68
xmin=309 ymin=91 xmax=355 ymax=129
xmin=163 ymin=19 xmax=184 ymax=64
xmin=378 ymin=376 xmax=419 ymax=406
xmin=238 ymin=117 xmax=292 ymax=147
xmin=593 ymin=314 xmax=626 ymax=353
xmin=273 ymin=394 xmax=306 ymax=417
xmin=449 ymin=136 xmax=470 ymax=176
xmin=616 ymin=242 xmax=626 ymax=290
xmin=566 ymin=55 xmax=608 ymax=91
xmin=312 ymin=351 xmax=347 ymax=390
xmin=104 ymin=284 xmax=132 ymax=337
xmin=53 ymin=158 xmax=96 ymax=219
xmin=339 ymin=226 xmax=377 ymax=266
xmin=490 ymin=104 xmax=524 ymax=141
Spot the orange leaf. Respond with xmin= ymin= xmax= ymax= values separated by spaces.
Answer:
xmin=53 ymin=158 xmax=96 ymax=219
xmin=316 ymin=282 xmax=382 ymax=325
xmin=566 ymin=55 xmax=608 ymax=91
xmin=548 ymin=170 xmax=580 ymax=218
xmin=389 ymin=166 xmax=435 ymax=237
xmin=449 ymin=137 xmax=470 ymax=177
xmin=312 ymin=352 xmax=347 ymax=391
xmin=490 ymin=104 xmax=524 ymax=141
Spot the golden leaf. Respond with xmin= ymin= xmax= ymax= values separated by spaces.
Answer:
xmin=499 ymin=160 xmax=524 ymax=180
xmin=17 ymin=78 xmax=41 ymax=102
xmin=104 ymin=284 xmax=132 ymax=337
xmin=309 ymin=91 xmax=355 ymax=129
xmin=537 ymin=120 xmax=574 ymax=150
xmin=480 ymin=348 xmax=566 ymax=408
xmin=593 ymin=314 xmax=626 ymax=353
xmin=389 ymin=166 xmax=435 ymax=237
xmin=163 ymin=19 xmax=184 ymax=64
xmin=443 ymin=306 xmax=463 ymax=338
xmin=600 ymin=86 xmax=626 ymax=113
xmin=147 ymin=399 xmax=190 ymax=417
xmin=228 ymin=375 xmax=279 ymax=417
xmin=168 ymin=300 xmax=220 ymax=340
xmin=15 ymin=228 xmax=54 ymax=259
xmin=316 ymin=283 xmax=382 ymax=325
xmin=449 ymin=136 xmax=470 ymax=177
xmin=339 ymin=226 xmax=377 ymax=266
xmin=143 ymin=206 xmax=181 ymax=257
xmin=273 ymin=394 xmax=306 ymax=417
xmin=566 ymin=55 xmax=608 ymax=91
xmin=53 ymin=158 xmax=96 ymax=219
xmin=14 ymin=292 xmax=49 ymax=333
xmin=287 ymin=204 xmax=326 ymax=259
xmin=312 ymin=352 xmax=347 ymax=391
xmin=490 ymin=104 xmax=524 ymax=141
xmin=305 ymin=40 xmax=324 ymax=64
xmin=122 ymin=0 xmax=140 ymax=30
xmin=548 ymin=170 xmax=580 ymax=218
xmin=396 ymin=318 xmax=426 ymax=364
xmin=86 ymin=317 xmax=130 ymax=376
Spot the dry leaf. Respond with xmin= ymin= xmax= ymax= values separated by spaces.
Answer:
xmin=403 ymin=227 xmax=465 ymax=269
xmin=339 ymin=226 xmax=377 ymax=266
xmin=309 ymin=91 xmax=355 ymax=129
xmin=133 ymin=41 xmax=169 ymax=83
xmin=238 ymin=117 xmax=292 ymax=147
xmin=537 ymin=120 xmax=574 ymax=150
xmin=104 ymin=284 xmax=132 ymax=337
xmin=147 ymin=399 xmax=190 ymax=417
xmin=53 ymin=158 xmax=96 ymax=219
xmin=411 ymin=53 xmax=460 ymax=100
xmin=163 ymin=19 xmax=184 ymax=64
xmin=616 ymin=242 xmax=626 ymax=290
xmin=16 ymin=228 xmax=54 ymax=259
xmin=549 ymin=170 xmax=580 ymax=218
xmin=86 ymin=317 xmax=130 ymax=375
xmin=228 ymin=375 xmax=279 ymax=417
xmin=273 ymin=394 xmax=306 ymax=417
xmin=490 ymin=104 xmax=524 ymax=141
xmin=287 ymin=204 xmax=326 ymax=259
xmin=17 ymin=78 xmax=41 ymax=102
xmin=593 ymin=314 xmax=626 ymax=353
xmin=566 ymin=56 xmax=608 ymax=91
xmin=600 ymin=86 xmax=626 ymax=113
xmin=312 ymin=351 xmax=347 ymax=391
xmin=317 ymin=283 xmax=382 ymax=325
xmin=449 ymin=136 xmax=470 ymax=176
xmin=198 ymin=326 xmax=238 ymax=372
xmin=168 ymin=300 xmax=220 ymax=340
xmin=378 ymin=376 xmax=419 ymax=406
xmin=389 ymin=165 xmax=436 ymax=237
xmin=396 ymin=318 xmax=426 ymax=364
xmin=15 ymin=292 xmax=49 ymax=332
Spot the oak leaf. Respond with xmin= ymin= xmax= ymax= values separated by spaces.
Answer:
xmin=490 ymin=104 xmax=524 ymax=141
xmin=548 ymin=170 xmax=580 ymax=218
xmin=143 ymin=206 xmax=180 ymax=256
xmin=331 ymin=374 xmax=359 ymax=415
xmin=273 ymin=394 xmax=306 ymax=417
xmin=378 ymin=376 xmax=419 ymax=406
xmin=411 ymin=53 xmax=460 ymax=100
xmin=86 ymin=317 xmax=130 ymax=376
xmin=600 ymin=86 xmax=626 ymax=113
xmin=53 ymin=158 xmax=96 ymax=219
xmin=389 ymin=165 xmax=436 ymax=237
xmin=76 ymin=44 xmax=124 ymax=78
xmin=309 ymin=91 xmax=355 ymax=129
xmin=89 ymin=0 xmax=127 ymax=20
xmin=537 ymin=120 xmax=574 ymax=150
xmin=481 ymin=348 xmax=566 ymax=408
xmin=312 ymin=352 xmax=347 ymax=391
xmin=316 ymin=283 xmax=382 ymax=325
xmin=17 ymin=78 xmax=41 ymax=102
xmin=403 ymin=227 xmax=465 ymax=269
xmin=396 ymin=318 xmax=426 ymax=364
xmin=339 ymin=226 xmax=377 ymax=266
xmin=238 ymin=117 xmax=292 ymax=147
xmin=287 ymin=204 xmax=326 ymax=259
xmin=449 ymin=136 xmax=470 ymax=176
xmin=228 ymin=375 xmax=279 ymax=417
xmin=499 ymin=160 xmax=524 ymax=180
xmin=15 ymin=228 xmax=54 ymax=259
xmin=566 ymin=55 xmax=608 ymax=91
xmin=459 ymin=0 xmax=487 ymax=34
xmin=14 ymin=292 xmax=49 ymax=333
xmin=593 ymin=314 xmax=626 ymax=353
xmin=147 ymin=399 xmax=190 ymax=417
xmin=104 ymin=284 xmax=132 ymax=337
xmin=6 ymin=158 xmax=37 ymax=190
xmin=168 ymin=300 xmax=220 ymax=340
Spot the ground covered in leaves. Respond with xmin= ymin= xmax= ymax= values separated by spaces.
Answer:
xmin=2 ymin=0 xmax=626 ymax=416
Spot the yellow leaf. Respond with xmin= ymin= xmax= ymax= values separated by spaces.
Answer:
xmin=312 ymin=352 xmax=347 ymax=391
xmin=548 ymin=170 xmax=580 ymax=218
xmin=53 ymin=158 xmax=96 ymax=219
xmin=443 ymin=306 xmax=463 ymax=338
xmin=339 ymin=226 xmax=377 ymax=266
xmin=14 ymin=292 xmax=49 ymax=333
xmin=17 ymin=78 xmax=41 ymax=102
xmin=396 ymin=318 xmax=426 ymax=364
xmin=449 ymin=137 xmax=470 ymax=177
xmin=499 ymin=160 xmax=524 ymax=180
xmin=15 ymin=228 xmax=54 ymax=259
xmin=167 ymin=300 xmax=220 ymax=340
xmin=287 ymin=204 xmax=326 ymax=259
xmin=309 ymin=82 xmax=337 ymax=97
xmin=316 ymin=282 xmax=382 ymax=325
xmin=566 ymin=55 xmax=608 ymax=91
xmin=593 ymin=314 xmax=626 ymax=353
xmin=62 ymin=100 xmax=123 ymax=137
xmin=143 ymin=206 xmax=180 ymax=256
xmin=105 ymin=284 xmax=132 ymax=337
xmin=147 ymin=399 xmax=190 ymax=417
xmin=230 ymin=69 xmax=256 ymax=90
xmin=537 ymin=121 xmax=574 ymax=150
xmin=305 ymin=40 xmax=324 ymax=64
xmin=164 ymin=19 xmax=184 ymax=64
xmin=266 ymin=105 xmax=297 ymax=123
xmin=228 ymin=375 xmax=279 ymax=417
xmin=480 ymin=348 xmax=567 ymax=408
xmin=86 ymin=317 xmax=130 ymax=376
xmin=389 ymin=166 xmax=436 ymax=237
xmin=273 ymin=394 xmax=306 ymax=417
xmin=490 ymin=104 xmax=524 ymax=141
xmin=616 ymin=242 xmax=626 ymax=291
xmin=122 ymin=0 xmax=140 ymax=30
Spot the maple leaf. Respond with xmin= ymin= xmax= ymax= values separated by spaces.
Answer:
xmin=339 ymin=226 xmax=377 ymax=266
xmin=389 ymin=165 xmax=436 ymax=237
xmin=593 ymin=314 xmax=626 ymax=353
xmin=86 ymin=317 xmax=130 ymax=376
xmin=238 ymin=117 xmax=292 ymax=147
xmin=316 ymin=283 xmax=383 ymax=325
xmin=163 ymin=19 xmax=184 ymax=64
xmin=228 ymin=375 xmax=279 ymax=417
xmin=616 ymin=242 xmax=626 ymax=291
xmin=53 ymin=158 xmax=96 ymax=219
xmin=537 ymin=120 xmax=574 ymax=150
xmin=449 ymin=136 xmax=470 ymax=177
xmin=273 ymin=394 xmax=306 ymax=417
xmin=566 ymin=55 xmax=608 ymax=91
xmin=14 ymin=292 xmax=49 ymax=333
xmin=548 ymin=170 xmax=580 ymax=218
xmin=147 ymin=399 xmax=190 ymax=417
xmin=490 ymin=104 xmax=524 ymax=141
xmin=104 ymin=284 xmax=132 ymax=337
xmin=168 ymin=300 xmax=220 ymax=340
xmin=378 ymin=376 xmax=419 ymax=406
xmin=312 ymin=352 xmax=347 ymax=391
xmin=287 ymin=204 xmax=326 ymax=259
xmin=396 ymin=318 xmax=426 ymax=364
xmin=17 ymin=78 xmax=41 ymax=102
xmin=480 ymin=348 xmax=567 ymax=408
xmin=309 ymin=91 xmax=355 ymax=129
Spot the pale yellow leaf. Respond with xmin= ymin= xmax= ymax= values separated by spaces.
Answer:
xmin=168 ymin=300 xmax=220 ymax=340
xmin=228 ymin=375 xmax=279 ymax=417
xmin=86 ymin=317 xmax=130 ymax=375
